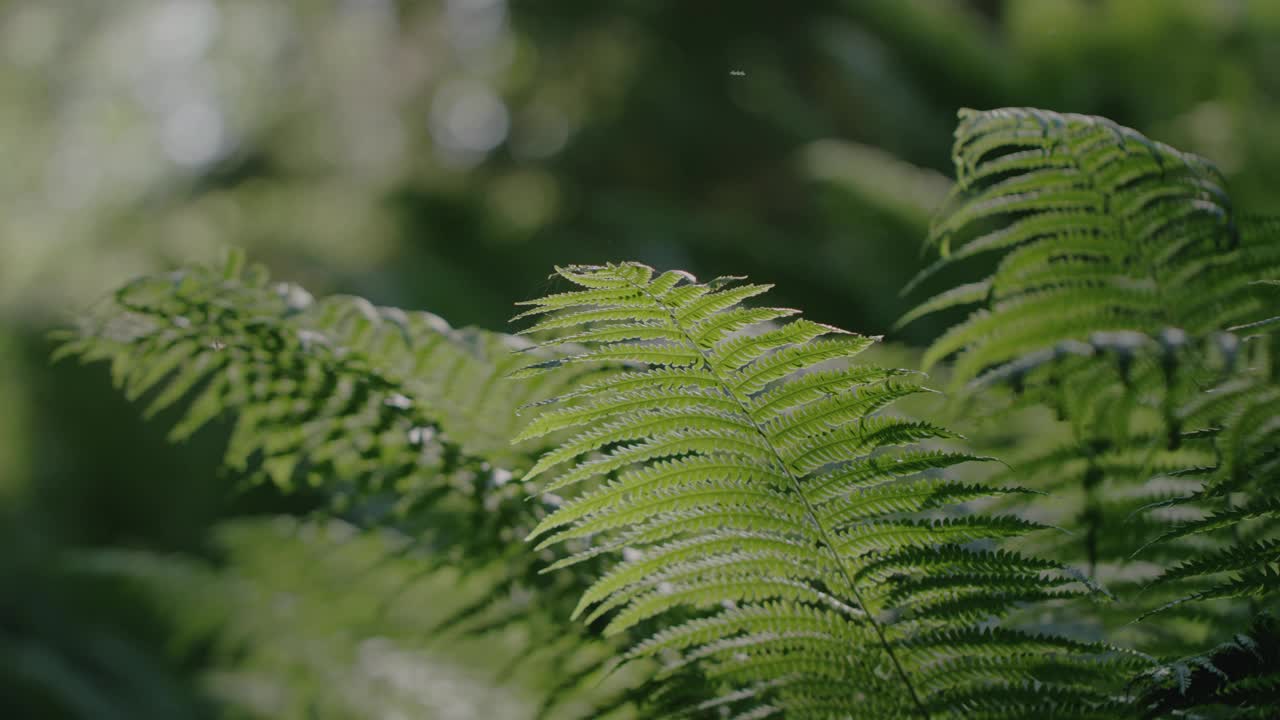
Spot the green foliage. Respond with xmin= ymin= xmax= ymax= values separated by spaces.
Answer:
xmin=67 ymin=516 xmax=631 ymax=720
xmin=53 ymin=250 xmax=594 ymax=542
xmin=514 ymin=262 xmax=1143 ymax=718
xmin=908 ymin=108 xmax=1280 ymax=713
xmin=52 ymin=251 xmax=636 ymax=716
xmin=0 ymin=550 xmax=211 ymax=720
xmin=904 ymin=106 xmax=1277 ymax=383
xmin=9 ymin=2 xmax=1280 ymax=717
xmin=44 ymin=105 xmax=1279 ymax=718
xmin=1135 ymin=363 xmax=1280 ymax=620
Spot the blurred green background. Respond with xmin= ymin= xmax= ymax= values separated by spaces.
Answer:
xmin=4 ymin=1 xmax=1280 ymax=717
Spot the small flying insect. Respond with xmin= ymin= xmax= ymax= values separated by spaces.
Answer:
xmin=729 ymin=70 xmax=746 ymax=76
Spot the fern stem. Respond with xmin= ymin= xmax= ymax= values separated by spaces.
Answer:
xmin=626 ymin=276 xmax=933 ymax=719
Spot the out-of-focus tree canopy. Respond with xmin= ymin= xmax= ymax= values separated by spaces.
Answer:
xmin=3 ymin=1 xmax=1279 ymax=717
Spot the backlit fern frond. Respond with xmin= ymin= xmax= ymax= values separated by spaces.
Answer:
xmin=902 ymin=108 xmax=1279 ymax=626
xmin=900 ymin=106 xmax=1279 ymax=708
xmin=54 ymin=250 xmax=587 ymax=523
xmin=515 ymin=262 xmax=1144 ymax=719
xmin=54 ymin=251 xmax=636 ymax=715
xmin=902 ymin=107 xmax=1277 ymax=386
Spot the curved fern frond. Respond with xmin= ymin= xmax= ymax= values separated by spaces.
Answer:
xmin=904 ymin=109 xmax=1280 ymax=652
xmin=54 ymin=251 xmax=594 ymax=516
xmin=516 ymin=262 xmax=1142 ymax=718
xmin=904 ymin=107 xmax=1277 ymax=385
xmin=53 ymin=251 xmax=640 ymax=716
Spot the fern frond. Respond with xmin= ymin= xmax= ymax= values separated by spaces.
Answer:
xmin=906 ymin=109 xmax=1280 ymax=662
xmin=516 ymin=262 xmax=1139 ymax=718
xmin=55 ymin=251 xmax=594 ymax=508
xmin=54 ymin=251 xmax=642 ymax=715
xmin=1133 ymin=333 xmax=1280 ymax=622
xmin=904 ymin=107 xmax=1277 ymax=384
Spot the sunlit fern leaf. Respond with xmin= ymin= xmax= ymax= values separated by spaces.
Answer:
xmin=515 ymin=262 xmax=1144 ymax=719
xmin=902 ymin=107 xmax=1278 ymax=385
xmin=303 ymin=295 xmax=591 ymax=468
xmin=52 ymin=250 xmax=593 ymax=516
xmin=1135 ymin=612 xmax=1280 ymax=718
xmin=50 ymin=249 xmax=613 ymax=603
xmin=52 ymin=250 xmax=644 ymax=716
xmin=902 ymin=108 xmax=1280 ymax=662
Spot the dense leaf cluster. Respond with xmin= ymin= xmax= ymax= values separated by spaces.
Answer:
xmin=904 ymin=108 xmax=1279 ymax=716
xmin=59 ymin=108 xmax=1278 ymax=718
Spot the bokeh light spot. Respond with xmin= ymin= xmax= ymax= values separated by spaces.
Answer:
xmin=161 ymin=98 xmax=225 ymax=168
xmin=429 ymin=80 xmax=510 ymax=157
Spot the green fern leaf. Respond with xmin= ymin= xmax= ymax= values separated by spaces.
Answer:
xmin=516 ymin=262 xmax=1138 ymax=718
